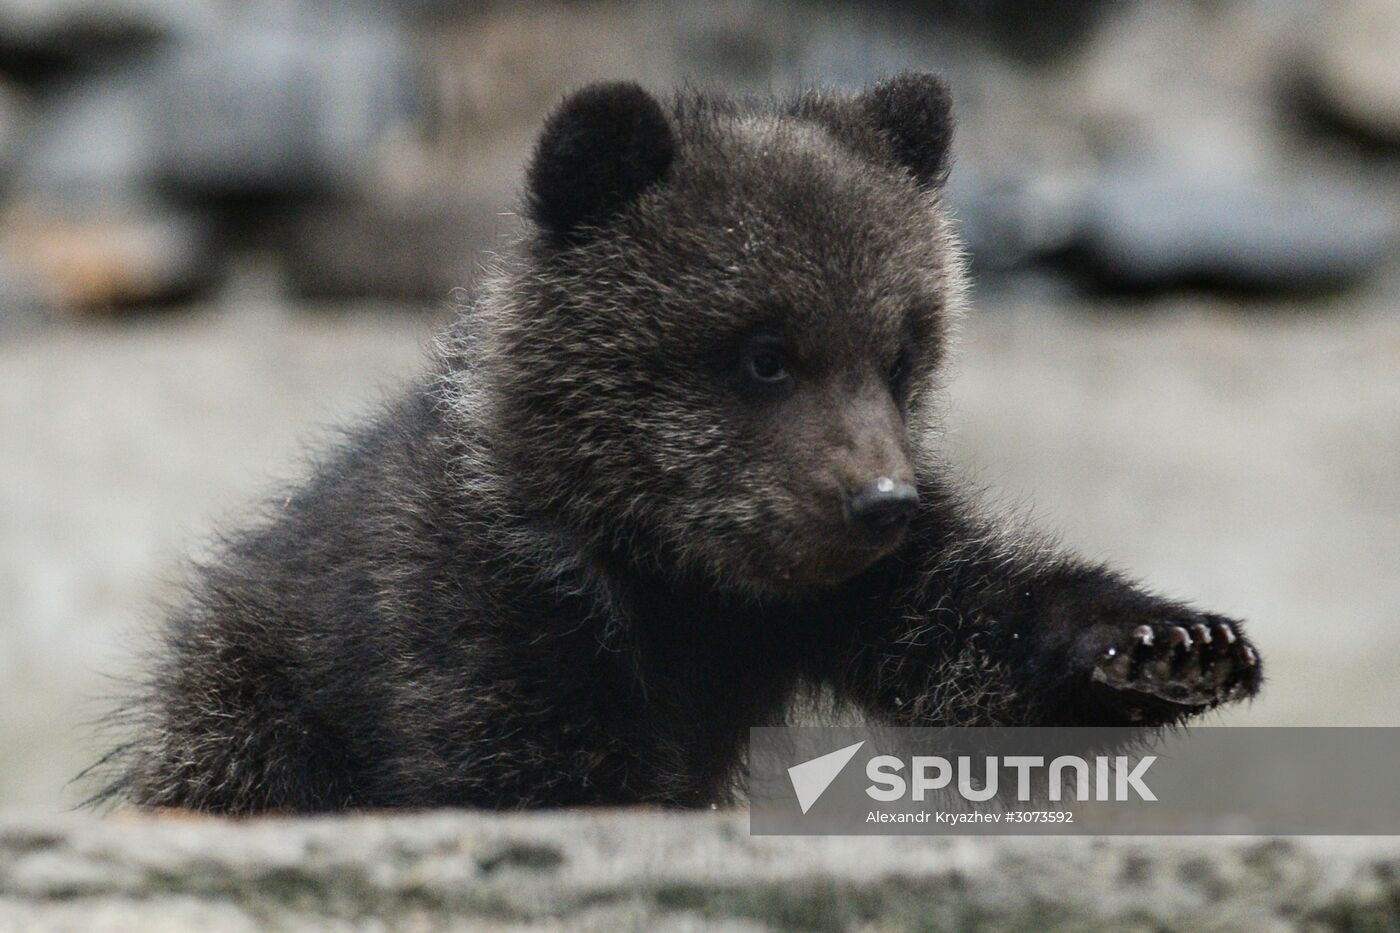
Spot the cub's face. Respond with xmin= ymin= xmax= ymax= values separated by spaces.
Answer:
xmin=489 ymin=76 xmax=964 ymax=596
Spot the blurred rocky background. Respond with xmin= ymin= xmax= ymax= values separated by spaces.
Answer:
xmin=2 ymin=0 xmax=1399 ymax=814
xmin=0 ymin=0 xmax=1396 ymax=322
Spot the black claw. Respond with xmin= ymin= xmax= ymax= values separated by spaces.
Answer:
xmin=1190 ymin=623 xmax=1212 ymax=646
xmin=1214 ymin=622 xmax=1236 ymax=646
xmin=1167 ymin=625 xmax=1192 ymax=650
xmin=1133 ymin=625 xmax=1154 ymax=647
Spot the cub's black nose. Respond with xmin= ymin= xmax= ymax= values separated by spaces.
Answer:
xmin=846 ymin=478 xmax=918 ymax=542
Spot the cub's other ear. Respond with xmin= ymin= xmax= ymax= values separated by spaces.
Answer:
xmin=526 ymin=82 xmax=675 ymax=244
xmin=859 ymin=72 xmax=955 ymax=188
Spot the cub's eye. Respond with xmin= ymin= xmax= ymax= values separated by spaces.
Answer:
xmin=743 ymin=339 xmax=791 ymax=387
xmin=749 ymin=350 xmax=786 ymax=381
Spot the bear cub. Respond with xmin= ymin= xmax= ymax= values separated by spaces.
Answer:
xmin=95 ymin=74 xmax=1261 ymax=812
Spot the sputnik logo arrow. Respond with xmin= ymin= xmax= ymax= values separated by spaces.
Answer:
xmin=787 ymin=740 xmax=865 ymax=814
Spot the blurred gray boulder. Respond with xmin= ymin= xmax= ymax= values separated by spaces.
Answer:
xmin=946 ymin=162 xmax=1088 ymax=276
xmin=942 ymin=81 xmax=1096 ymax=275
xmin=3 ymin=3 xmax=421 ymax=311
xmin=153 ymin=6 xmax=418 ymax=197
xmin=1075 ymin=155 xmax=1398 ymax=290
xmin=1047 ymin=0 xmax=1399 ymax=291
xmin=16 ymin=6 xmax=418 ymax=200
xmin=1310 ymin=0 xmax=1400 ymax=144
xmin=14 ymin=61 xmax=153 ymax=198
xmin=6 ymin=60 xmax=219 ymax=311
xmin=0 ymin=0 xmax=209 ymax=74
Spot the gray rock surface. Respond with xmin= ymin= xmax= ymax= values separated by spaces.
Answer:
xmin=2 ymin=811 xmax=1399 ymax=931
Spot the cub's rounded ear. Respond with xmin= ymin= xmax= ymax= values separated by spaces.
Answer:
xmin=859 ymin=72 xmax=955 ymax=188
xmin=526 ymin=82 xmax=675 ymax=244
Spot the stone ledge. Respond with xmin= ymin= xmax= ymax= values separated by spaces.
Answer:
xmin=2 ymin=811 xmax=1399 ymax=931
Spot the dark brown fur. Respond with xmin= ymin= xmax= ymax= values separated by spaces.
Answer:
xmin=91 ymin=75 xmax=1261 ymax=812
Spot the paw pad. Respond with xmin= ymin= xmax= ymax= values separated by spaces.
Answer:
xmin=1090 ymin=614 xmax=1260 ymax=709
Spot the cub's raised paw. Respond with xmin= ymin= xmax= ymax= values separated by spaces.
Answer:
xmin=1088 ymin=614 xmax=1261 ymax=712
